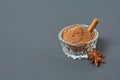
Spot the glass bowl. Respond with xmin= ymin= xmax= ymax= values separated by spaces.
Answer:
xmin=58 ymin=24 xmax=99 ymax=59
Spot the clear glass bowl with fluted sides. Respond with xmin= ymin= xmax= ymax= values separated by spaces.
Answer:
xmin=58 ymin=24 xmax=99 ymax=59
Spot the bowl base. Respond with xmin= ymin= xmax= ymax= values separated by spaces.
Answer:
xmin=64 ymin=52 xmax=88 ymax=59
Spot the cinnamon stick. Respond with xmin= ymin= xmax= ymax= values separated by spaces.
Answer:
xmin=87 ymin=18 xmax=99 ymax=32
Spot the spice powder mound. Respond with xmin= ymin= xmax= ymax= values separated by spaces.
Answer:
xmin=62 ymin=25 xmax=95 ymax=44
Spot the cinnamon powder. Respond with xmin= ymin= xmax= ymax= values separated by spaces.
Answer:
xmin=62 ymin=25 xmax=95 ymax=44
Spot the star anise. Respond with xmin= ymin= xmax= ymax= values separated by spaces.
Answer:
xmin=87 ymin=49 xmax=105 ymax=67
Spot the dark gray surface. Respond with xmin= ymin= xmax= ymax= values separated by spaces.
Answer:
xmin=0 ymin=0 xmax=120 ymax=80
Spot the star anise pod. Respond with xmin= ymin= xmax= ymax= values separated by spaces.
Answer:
xmin=87 ymin=49 xmax=105 ymax=67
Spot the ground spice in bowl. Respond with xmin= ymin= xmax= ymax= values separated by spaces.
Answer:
xmin=61 ymin=24 xmax=97 ymax=53
xmin=62 ymin=25 xmax=95 ymax=44
xmin=58 ymin=18 xmax=105 ymax=67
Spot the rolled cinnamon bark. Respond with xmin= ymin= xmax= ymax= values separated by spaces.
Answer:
xmin=87 ymin=18 xmax=99 ymax=32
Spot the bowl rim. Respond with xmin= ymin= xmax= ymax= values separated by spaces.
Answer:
xmin=58 ymin=24 xmax=99 ymax=46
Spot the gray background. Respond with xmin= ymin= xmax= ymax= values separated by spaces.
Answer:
xmin=0 ymin=0 xmax=120 ymax=80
